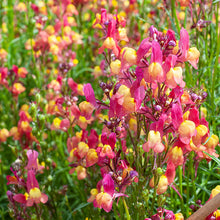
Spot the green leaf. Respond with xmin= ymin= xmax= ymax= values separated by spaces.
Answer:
xmin=213 ymin=0 xmax=220 ymax=4
xmin=72 ymin=203 xmax=90 ymax=212
xmin=203 ymin=152 xmax=220 ymax=166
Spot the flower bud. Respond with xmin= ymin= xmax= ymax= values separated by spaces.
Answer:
xmin=157 ymin=167 xmax=163 ymax=176
xmin=29 ymin=103 xmax=37 ymax=116
xmin=35 ymin=93 xmax=41 ymax=103
xmin=38 ymin=114 xmax=45 ymax=124
xmin=48 ymin=175 xmax=53 ymax=181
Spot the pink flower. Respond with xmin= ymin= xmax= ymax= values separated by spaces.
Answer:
xmin=144 ymin=41 xmax=165 ymax=83
xmin=177 ymin=28 xmax=200 ymax=69
xmin=93 ymin=174 xmax=114 ymax=212
xmin=26 ymin=150 xmax=44 ymax=171
xmin=97 ymin=133 xmax=116 ymax=159
xmin=68 ymin=78 xmax=78 ymax=93
xmin=164 ymin=55 xmax=185 ymax=88
xmin=93 ymin=174 xmax=128 ymax=212
xmin=98 ymin=18 xmax=121 ymax=57
xmin=143 ymin=130 xmax=165 ymax=153
xmin=83 ymin=83 xmax=98 ymax=108
xmin=13 ymin=170 xmax=48 ymax=206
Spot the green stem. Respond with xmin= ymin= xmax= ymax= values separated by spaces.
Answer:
xmin=0 ymin=0 xmax=3 ymax=28
xmin=178 ymin=166 xmax=184 ymax=214
xmin=171 ymin=0 xmax=180 ymax=33
xmin=150 ymin=171 xmax=159 ymax=215
xmin=186 ymin=163 xmax=190 ymax=217
xmin=190 ymin=152 xmax=197 ymax=201
xmin=34 ymin=204 xmax=41 ymax=220
xmin=122 ymin=197 xmax=131 ymax=220
xmin=211 ymin=3 xmax=220 ymax=130
xmin=7 ymin=0 xmax=14 ymax=66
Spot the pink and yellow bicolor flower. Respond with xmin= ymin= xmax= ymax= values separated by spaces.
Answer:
xmin=177 ymin=28 xmax=200 ymax=69
xmin=143 ymin=130 xmax=165 ymax=153
xmin=171 ymin=103 xmax=197 ymax=144
xmin=13 ymin=170 xmax=48 ymax=206
xmin=144 ymin=41 xmax=164 ymax=84
xmin=92 ymin=174 xmax=128 ymax=212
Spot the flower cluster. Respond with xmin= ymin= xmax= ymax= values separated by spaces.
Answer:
xmin=81 ymin=9 xmax=219 ymax=215
xmin=7 ymin=150 xmax=47 ymax=219
xmin=1 ymin=1 xmax=219 ymax=219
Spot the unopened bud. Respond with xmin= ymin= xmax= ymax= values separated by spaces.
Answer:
xmin=104 ymin=89 xmax=109 ymax=93
xmin=48 ymin=175 xmax=53 ymax=181
xmin=36 ymin=93 xmax=41 ymax=103
xmin=72 ymin=96 xmax=78 ymax=102
xmin=202 ymin=92 xmax=207 ymax=99
xmin=197 ymin=95 xmax=202 ymax=101
xmin=38 ymin=114 xmax=45 ymax=124
xmin=155 ymin=105 xmax=162 ymax=111
xmin=29 ymin=103 xmax=37 ymax=116
xmin=157 ymin=167 xmax=163 ymax=175
xmin=191 ymin=93 xmax=198 ymax=102
xmin=190 ymin=204 xmax=195 ymax=211
xmin=46 ymin=158 xmax=52 ymax=163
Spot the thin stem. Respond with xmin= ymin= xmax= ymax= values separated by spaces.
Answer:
xmin=190 ymin=152 xmax=197 ymax=201
xmin=186 ymin=163 xmax=190 ymax=217
xmin=122 ymin=197 xmax=131 ymax=220
xmin=151 ymin=182 xmax=158 ymax=216
xmin=34 ymin=204 xmax=41 ymax=220
xmin=178 ymin=166 xmax=184 ymax=214
xmin=171 ymin=0 xmax=180 ymax=33
xmin=211 ymin=3 xmax=220 ymax=130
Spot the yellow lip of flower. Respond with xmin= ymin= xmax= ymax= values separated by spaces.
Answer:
xmin=53 ymin=117 xmax=61 ymax=129
xmin=90 ymin=188 xmax=98 ymax=196
xmin=24 ymin=192 xmax=29 ymax=200
xmin=21 ymin=121 xmax=30 ymax=130
xmin=29 ymin=187 xmax=41 ymax=199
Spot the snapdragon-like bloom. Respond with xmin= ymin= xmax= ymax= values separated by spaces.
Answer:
xmin=26 ymin=150 xmax=44 ymax=171
xmin=171 ymin=103 xmax=196 ymax=144
xmin=13 ymin=170 xmax=48 ymax=206
xmin=92 ymin=174 xmax=128 ymax=212
xmin=109 ymin=84 xmax=135 ymax=118
xmin=143 ymin=130 xmax=164 ymax=153
xmin=164 ymin=55 xmax=185 ymax=88
xmin=98 ymin=18 xmax=120 ymax=56
xmin=177 ymin=28 xmax=200 ymax=69
xmin=144 ymin=41 xmax=164 ymax=83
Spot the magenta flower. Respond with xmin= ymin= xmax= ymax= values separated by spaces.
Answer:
xmin=177 ymin=28 xmax=200 ymax=69
xmin=144 ymin=41 xmax=164 ymax=83
xmin=97 ymin=133 xmax=116 ymax=159
xmin=26 ymin=150 xmax=44 ymax=171
xmin=178 ymin=28 xmax=189 ymax=61
xmin=83 ymin=83 xmax=98 ymax=108
xmin=93 ymin=174 xmax=128 ymax=212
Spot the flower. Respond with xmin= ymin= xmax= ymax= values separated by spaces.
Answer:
xmin=143 ymin=130 xmax=164 ymax=153
xmin=26 ymin=150 xmax=44 ymax=171
xmin=92 ymin=174 xmax=128 ymax=212
xmin=13 ymin=170 xmax=48 ymax=206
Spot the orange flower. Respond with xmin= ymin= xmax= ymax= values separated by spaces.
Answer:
xmin=178 ymin=120 xmax=196 ymax=144
xmin=12 ymin=83 xmax=25 ymax=96
xmin=167 ymin=146 xmax=184 ymax=167
xmin=0 ymin=128 xmax=9 ymax=142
